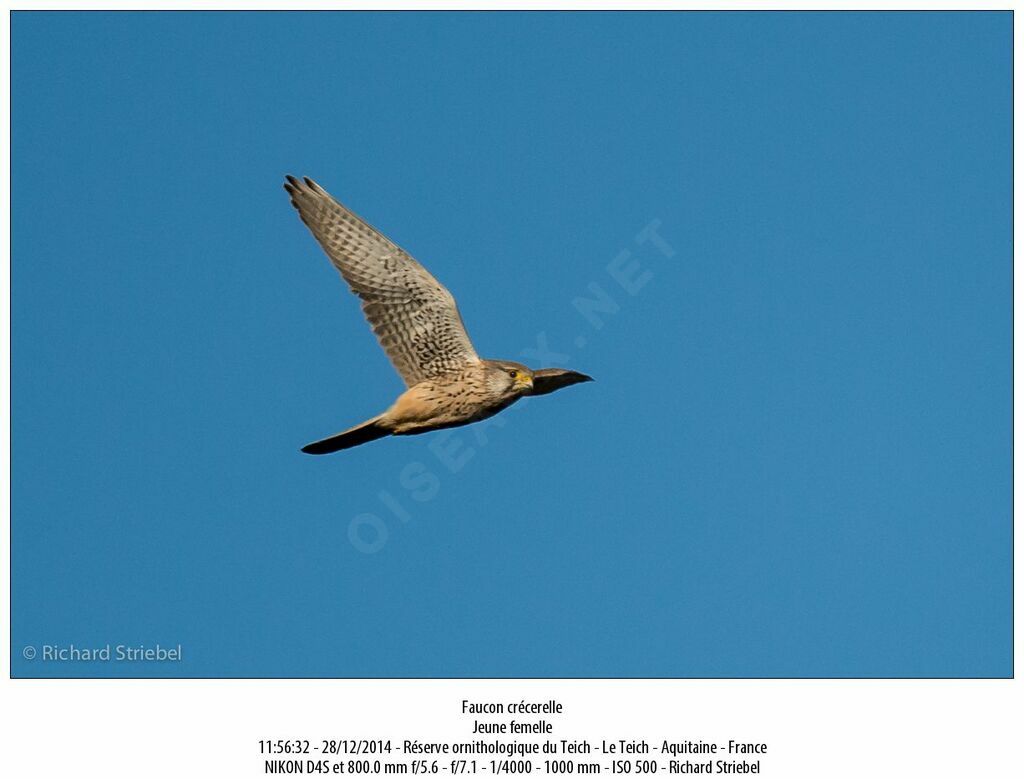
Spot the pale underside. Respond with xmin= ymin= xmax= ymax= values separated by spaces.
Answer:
xmin=381 ymin=363 xmax=521 ymax=435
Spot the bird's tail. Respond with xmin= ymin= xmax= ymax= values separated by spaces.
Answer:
xmin=301 ymin=415 xmax=391 ymax=455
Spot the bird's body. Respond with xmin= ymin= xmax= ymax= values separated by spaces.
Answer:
xmin=284 ymin=175 xmax=592 ymax=454
xmin=383 ymin=362 xmax=525 ymax=435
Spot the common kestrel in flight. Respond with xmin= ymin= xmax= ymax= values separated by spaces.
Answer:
xmin=285 ymin=176 xmax=593 ymax=454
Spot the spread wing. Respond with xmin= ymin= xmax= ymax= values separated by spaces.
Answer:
xmin=284 ymin=176 xmax=480 ymax=387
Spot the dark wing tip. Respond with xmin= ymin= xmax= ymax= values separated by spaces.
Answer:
xmin=284 ymin=175 xmax=327 ymax=206
xmin=530 ymin=368 xmax=594 ymax=396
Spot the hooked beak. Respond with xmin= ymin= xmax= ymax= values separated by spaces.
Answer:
xmin=515 ymin=374 xmax=534 ymax=392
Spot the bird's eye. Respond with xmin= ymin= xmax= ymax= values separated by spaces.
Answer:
xmin=508 ymin=369 xmax=518 ymax=378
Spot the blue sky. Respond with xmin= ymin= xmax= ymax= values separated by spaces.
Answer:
xmin=12 ymin=12 xmax=1011 ymax=677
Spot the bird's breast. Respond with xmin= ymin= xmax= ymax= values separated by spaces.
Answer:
xmin=383 ymin=368 xmax=517 ymax=433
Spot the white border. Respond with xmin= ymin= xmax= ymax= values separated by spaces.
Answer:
xmin=2 ymin=4 xmax=1019 ymax=776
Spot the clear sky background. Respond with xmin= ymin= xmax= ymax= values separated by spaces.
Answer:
xmin=12 ymin=11 xmax=1011 ymax=677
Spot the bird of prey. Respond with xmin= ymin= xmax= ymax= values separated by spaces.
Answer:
xmin=284 ymin=175 xmax=593 ymax=455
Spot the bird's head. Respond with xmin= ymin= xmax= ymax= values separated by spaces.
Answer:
xmin=487 ymin=360 xmax=534 ymax=396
